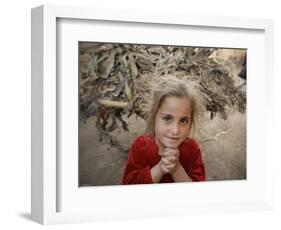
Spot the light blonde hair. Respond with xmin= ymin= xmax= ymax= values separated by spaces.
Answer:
xmin=146 ymin=77 xmax=200 ymax=136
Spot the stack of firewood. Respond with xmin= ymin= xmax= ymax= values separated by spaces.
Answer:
xmin=79 ymin=42 xmax=246 ymax=142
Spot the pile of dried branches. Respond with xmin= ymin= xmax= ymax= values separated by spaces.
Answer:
xmin=79 ymin=42 xmax=246 ymax=142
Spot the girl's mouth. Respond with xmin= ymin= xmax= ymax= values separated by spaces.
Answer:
xmin=166 ymin=136 xmax=180 ymax=140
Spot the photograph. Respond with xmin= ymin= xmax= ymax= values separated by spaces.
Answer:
xmin=78 ymin=42 xmax=247 ymax=186
xmin=29 ymin=3 xmax=277 ymax=225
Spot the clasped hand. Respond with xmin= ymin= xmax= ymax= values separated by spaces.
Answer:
xmin=159 ymin=147 xmax=180 ymax=174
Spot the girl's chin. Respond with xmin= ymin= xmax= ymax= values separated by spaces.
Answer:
xmin=159 ymin=138 xmax=181 ymax=149
xmin=164 ymin=143 xmax=180 ymax=149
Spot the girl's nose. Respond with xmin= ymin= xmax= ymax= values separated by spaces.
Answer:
xmin=171 ymin=123 xmax=180 ymax=135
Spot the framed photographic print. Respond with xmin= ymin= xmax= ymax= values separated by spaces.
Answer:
xmin=31 ymin=5 xmax=274 ymax=225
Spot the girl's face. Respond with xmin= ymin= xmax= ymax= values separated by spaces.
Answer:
xmin=154 ymin=96 xmax=192 ymax=149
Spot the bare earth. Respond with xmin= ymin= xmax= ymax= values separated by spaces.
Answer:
xmin=79 ymin=109 xmax=246 ymax=186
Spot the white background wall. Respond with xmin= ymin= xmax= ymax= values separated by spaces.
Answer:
xmin=0 ymin=0 xmax=280 ymax=229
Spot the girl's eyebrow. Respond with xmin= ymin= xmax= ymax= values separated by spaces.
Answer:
xmin=160 ymin=113 xmax=190 ymax=119
xmin=160 ymin=113 xmax=173 ymax=116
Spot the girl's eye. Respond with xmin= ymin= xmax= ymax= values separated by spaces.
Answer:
xmin=162 ymin=115 xmax=172 ymax=122
xmin=180 ymin=117 xmax=189 ymax=124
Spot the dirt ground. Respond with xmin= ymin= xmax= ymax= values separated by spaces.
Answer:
xmin=79 ymin=107 xmax=246 ymax=186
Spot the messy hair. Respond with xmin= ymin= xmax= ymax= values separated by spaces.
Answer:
xmin=146 ymin=77 xmax=200 ymax=136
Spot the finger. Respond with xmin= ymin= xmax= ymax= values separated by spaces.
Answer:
xmin=158 ymin=150 xmax=164 ymax=157
xmin=161 ymin=164 xmax=170 ymax=174
xmin=164 ymin=148 xmax=180 ymax=158
xmin=163 ymin=164 xmax=177 ymax=173
xmin=169 ymin=148 xmax=180 ymax=157
xmin=158 ymin=147 xmax=168 ymax=157
xmin=165 ymin=163 xmax=176 ymax=170
xmin=161 ymin=148 xmax=169 ymax=156
xmin=163 ymin=148 xmax=179 ymax=157
xmin=161 ymin=157 xmax=171 ymax=165
xmin=163 ymin=156 xmax=178 ymax=163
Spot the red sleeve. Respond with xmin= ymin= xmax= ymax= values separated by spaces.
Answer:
xmin=185 ymin=140 xmax=206 ymax=182
xmin=122 ymin=137 xmax=153 ymax=184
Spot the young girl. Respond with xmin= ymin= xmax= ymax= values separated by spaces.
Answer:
xmin=122 ymin=78 xmax=205 ymax=184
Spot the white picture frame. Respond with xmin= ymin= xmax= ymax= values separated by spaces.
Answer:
xmin=31 ymin=4 xmax=274 ymax=225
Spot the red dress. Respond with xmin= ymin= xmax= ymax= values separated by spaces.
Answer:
xmin=122 ymin=135 xmax=205 ymax=184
